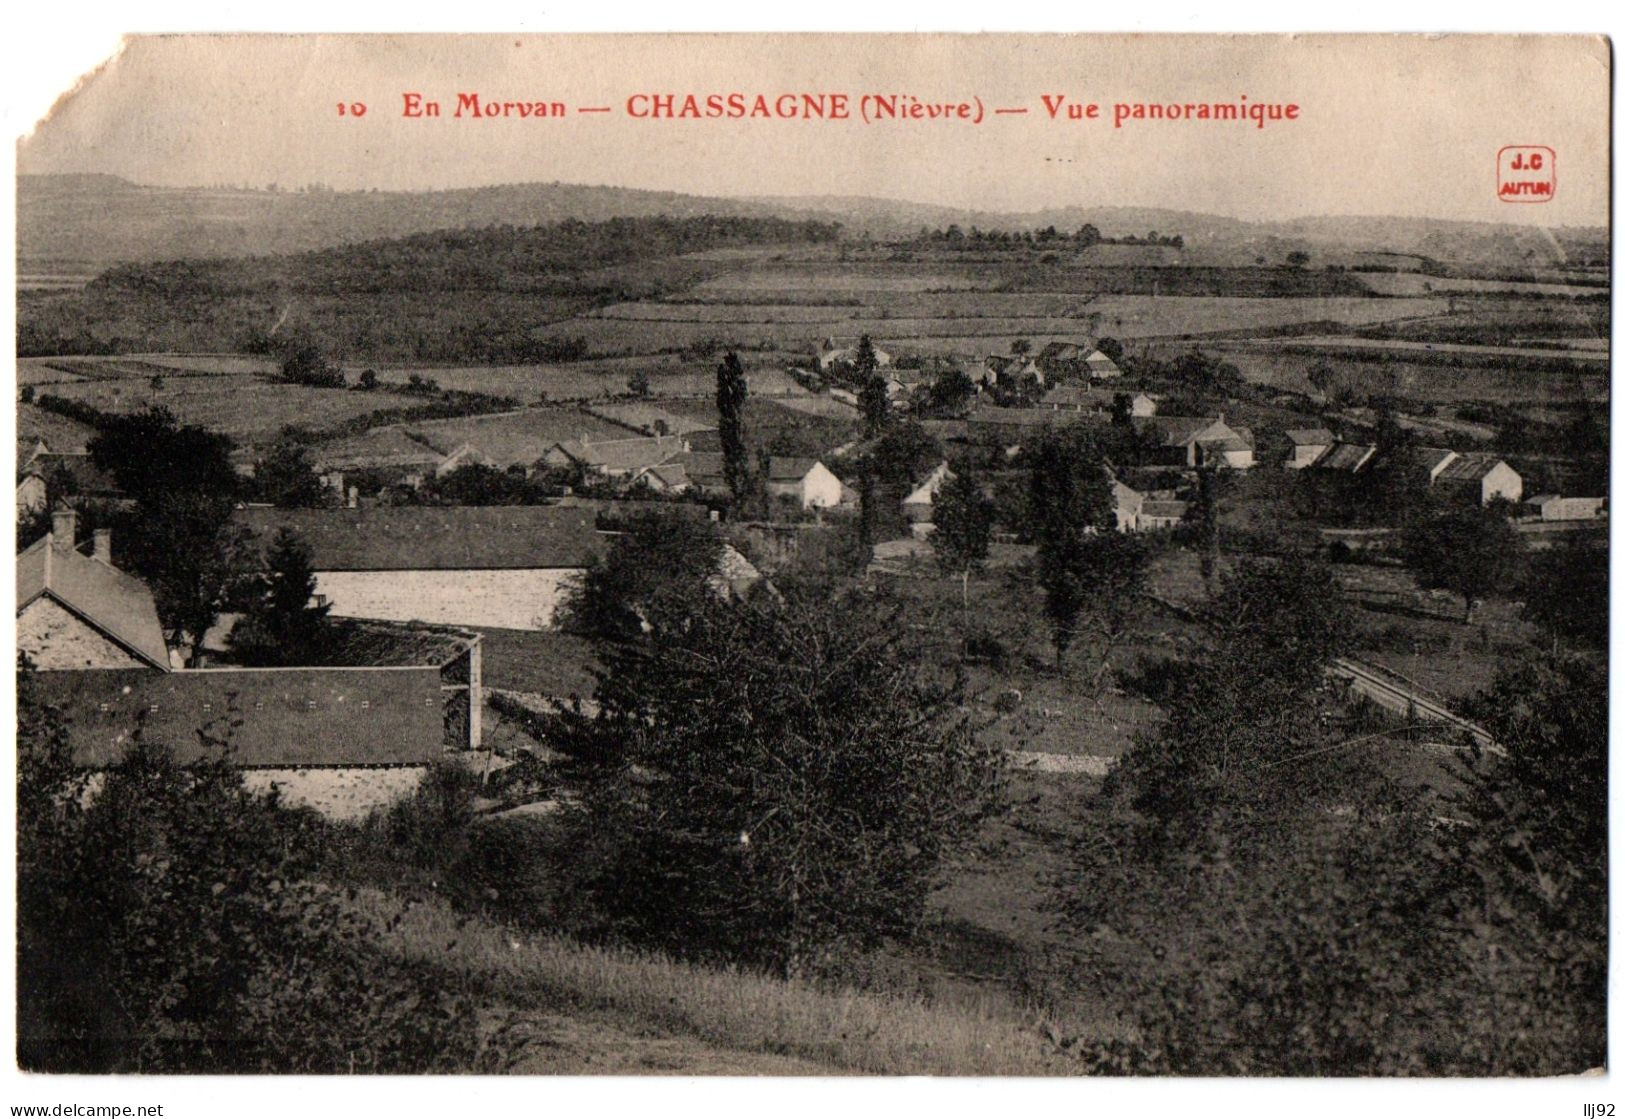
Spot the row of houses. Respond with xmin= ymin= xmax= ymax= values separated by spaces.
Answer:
xmin=18 ymin=508 xmax=489 ymax=820
xmin=1286 ymin=430 xmax=1527 ymax=507
xmin=901 ymin=462 xmax=1187 ymax=535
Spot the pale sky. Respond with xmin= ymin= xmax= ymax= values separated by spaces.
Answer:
xmin=15 ymin=33 xmax=1612 ymax=225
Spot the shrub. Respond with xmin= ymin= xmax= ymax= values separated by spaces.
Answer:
xmin=16 ymin=676 xmax=509 ymax=1073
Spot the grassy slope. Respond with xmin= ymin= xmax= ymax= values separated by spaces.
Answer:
xmin=363 ymin=888 xmax=1070 ymax=1075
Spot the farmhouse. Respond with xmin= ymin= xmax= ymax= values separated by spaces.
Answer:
xmin=541 ymin=433 xmax=689 ymax=479
xmin=1083 ymin=349 xmax=1124 ymax=380
xmin=434 ymin=443 xmax=495 ymax=477
xmin=27 ymin=644 xmax=482 ymax=821
xmin=1111 ymin=479 xmax=1145 ymax=531
xmin=235 ymin=505 xmax=605 ymax=630
xmin=817 ymin=337 xmax=891 ymax=372
xmin=1522 ymin=494 xmax=1606 ymax=521
xmin=17 ymin=511 xmax=172 ymax=671
xmin=1135 ymin=415 xmax=1255 ymax=469
xmin=1284 ymin=428 xmax=1336 ymax=469
xmin=766 ymin=458 xmax=846 ymax=508
xmin=631 ymin=461 xmax=692 ymax=494
xmin=1311 ymin=442 xmax=1377 ymax=474
xmin=1042 ymin=385 xmax=1157 ymax=416
xmin=1139 ymin=499 xmax=1189 ymax=530
xmin=1397 ymin=446 xmax=1461 ymax=484
xmin=16 ymin=447 xmax=121 ymax=521
xmin=902 ymin=462 xmax=953 ymax=524
xmin=1432 ymin=453 xmax=1523 ymax=506
xmin=679 ymin=453 xmax=847 ymax=509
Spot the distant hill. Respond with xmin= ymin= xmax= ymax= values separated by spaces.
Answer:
xmin=19 ymin=173 xmax=1609 ymax=275
xmin=17 ymin=175 xmax=843 ymax=271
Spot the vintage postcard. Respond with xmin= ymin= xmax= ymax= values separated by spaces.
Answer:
xmin=7 ymin=29 xmax=1611 ymax=1101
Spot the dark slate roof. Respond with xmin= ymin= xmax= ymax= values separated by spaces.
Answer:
xmin=1434 ymin=453 xmax=1512 ymax=485
xmin=967 ymin=406 xmax=1062 ymax=428
xmin=234 ymin=506 xmax=605 ymax=572
xmin=765 ymin=457 xmax=822 ymax=483
xmin=676 ymin=451 xmax=727 ymax=487
xmin=29 ymin=666 xmax=446 ymax=767
xmin=16 ymin=534 xmax=170 ymax=668
xmin=1135 ymin=416 xmax=1208 ymax=445
xmin=1314 ymin=443 xmax=1376 ymax=471
xmin=676 ymin=453 xmax=822 ymax=486
xmin=549 ymin=434 xmax=687 ymax=473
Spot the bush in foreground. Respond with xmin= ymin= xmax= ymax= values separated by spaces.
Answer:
xmin=16 ymin=669 xmax=512 ymax=1073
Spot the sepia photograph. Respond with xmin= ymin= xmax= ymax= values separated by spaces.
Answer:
xmin=5 ymin=26 xmax=1612 ymax=1097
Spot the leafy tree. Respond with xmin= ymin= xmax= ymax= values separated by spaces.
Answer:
xmin=852 ymin=334 xmax=879 ymax=382
xmin=546 ymin=584 xmax=1005 ymax=975
xmin=252 ymin=434 xmax=326 ymax=508
xmin=1026 ymin=428 xmax=1115 ymax=667
xmin=227 ymin=528 xmax=333 ymax=666
xmin=1400 ymin=505 xmax=1521 ymax=622
xmin=1075 ymin=223 xmax=1102 ymax=248
xmin=277 ymin=337 xmax=345 ymax=388
xmin=89 ymin=408 xmax=249 ymax=665
xmin=1305 ymin=358 xmax=1338 ymax=399
xmin=925 ymin=366 xmax=977 ymax=415
xmin=932 ymin=467 xmax=992 ymax=604
xmin=870 ymin=420 xmax=941 ymax=489
xmin=420 ymin=463 xmax=543 ymax=506
xmin=123 ymin=493 xmax=255 ymax=665
xmin=560 ymin=511 xmax=724 ymax=642
xmin=1521 ymin=536 xmax=1606 ymax=649
xmin=1186 ymin=467 xmax=1234 ymax=587
xmin=357 ymin=368 xmax=379 ymax=391
xmin=1285 ymin=250 xmax=1312 ymax=269
xmin=716 ymin=351 xmax=752 ymax=504
xmin=16 ymin=671 xmax=508 ymax=1072
xmin=1108 ymin=555 xmax=1352 ymax=832
xmin=628 ymin=369 xmax=652 ymax=397
xmin=859 ymin=372 xmax=891 ymax=437
xmin=89 ymin=406 xmax=238 ymax=507
xmin=1093 ymin=336 xmax=1125 ymax=364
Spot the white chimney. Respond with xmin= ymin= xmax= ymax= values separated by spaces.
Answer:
xmin=92 ymin=529 xmax=112 ymax=565
xmin=347 ymin=486 xmax=359 ymax=509
xmin=51 ymin=507 xmax=76 ymax=543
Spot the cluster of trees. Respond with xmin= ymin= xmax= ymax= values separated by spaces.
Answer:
xmin=543 ymin=515 xmax=1006 ymax=975
xmin=85 ymin=408 xmax=249 ymax=665
xmin=1055 ymin=560 xmax=1605 ymax=1074
xmin=96 ymin=215 xmax=842 ymax=299
xmin=911 ymin=224 xmax=1184 ymax=249
xmin=16 ymin=667 xmax=510 ymax=1072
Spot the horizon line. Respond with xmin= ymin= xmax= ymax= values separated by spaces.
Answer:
xmin=17 ymin=169 xmax=1608 ymax=233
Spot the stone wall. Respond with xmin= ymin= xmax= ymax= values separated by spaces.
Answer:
xmin=18 ymin=598 xmax=148 ymax=670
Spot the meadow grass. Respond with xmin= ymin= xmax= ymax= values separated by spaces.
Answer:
xmin=364 ymin=890 xmax=1074 ymax=1076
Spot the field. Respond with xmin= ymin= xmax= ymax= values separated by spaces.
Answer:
xmin=562 ymin=292 xmax=1451 ymax=357
xmin=33 ymin=373 xmax=430 ymax=444
xmin=671 ymin=397 xmax=860 ymax=459
xmin=390 ymin=407 xmax=634 ymax=465
xmin=1216 ymin=346 xmax=1608 ymax=406
xmin=17 ymin=402 xmax=98 ymax=455
xmin=1247 ymin=334 xmax=1609 ymax=365
xmin=1351 ymin=271 xmax=1603 ymax=298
